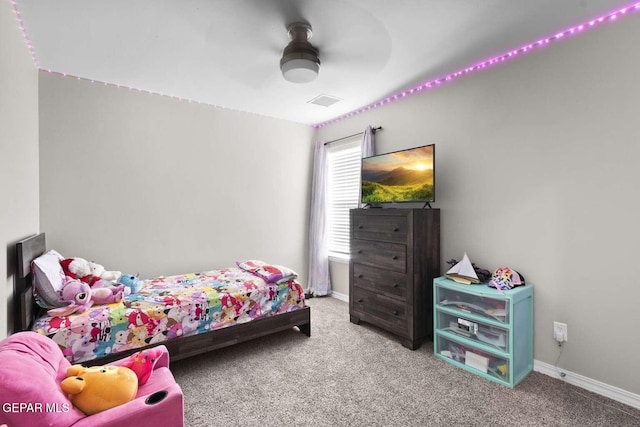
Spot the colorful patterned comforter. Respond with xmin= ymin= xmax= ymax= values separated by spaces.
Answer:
xmin=34 ymin=267 xmax=306 ymax=363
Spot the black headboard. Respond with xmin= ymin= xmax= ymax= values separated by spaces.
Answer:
xmin=14 ymin=233 xmax=45 ymax=332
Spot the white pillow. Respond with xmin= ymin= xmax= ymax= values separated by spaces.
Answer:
xmin=32 ymin=249 xmax=65 ymax=308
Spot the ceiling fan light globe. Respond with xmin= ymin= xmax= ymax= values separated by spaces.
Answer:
xmin=281 ymin=58 xmax=320 ymax=83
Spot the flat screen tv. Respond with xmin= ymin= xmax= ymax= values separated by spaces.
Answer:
xmin=361 ymin=144 xmax=435 ymax=205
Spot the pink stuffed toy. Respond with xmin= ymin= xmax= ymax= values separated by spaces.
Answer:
xmin=90 ymin=283 xmax=126 ymax=305
xmin=47 ymin=279 xmax=126 ymax=318
xmin=47 ymin=278 xmax=94 ymax=317
xmin=123 ymin=347 xmax=163 ymax=385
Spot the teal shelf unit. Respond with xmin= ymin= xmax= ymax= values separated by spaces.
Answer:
xmin=433 ymin=276 xmax=534 ymax=388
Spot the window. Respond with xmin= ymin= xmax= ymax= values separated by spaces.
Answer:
xmin=326 ymin=140 xmax=361 ymax=259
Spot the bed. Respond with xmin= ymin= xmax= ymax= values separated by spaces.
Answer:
xmin=13 ymin=233 xmax=311 ymax=366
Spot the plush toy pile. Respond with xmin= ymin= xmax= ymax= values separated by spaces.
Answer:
xmin=48 ymin=257 xmax=143 ymax=317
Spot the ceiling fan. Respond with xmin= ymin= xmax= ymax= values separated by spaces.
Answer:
xmin=280 ymin=22 xmax=321 ymax=84
xmin=210 ymin=0 xmax=390 ymax=89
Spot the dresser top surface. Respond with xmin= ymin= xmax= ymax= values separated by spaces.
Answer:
xmin=351 ymin=208 xmax=439 ymax=215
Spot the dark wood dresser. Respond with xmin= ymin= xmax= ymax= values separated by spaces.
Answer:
xmin=349 ymin=208 xmax=440 ymax=349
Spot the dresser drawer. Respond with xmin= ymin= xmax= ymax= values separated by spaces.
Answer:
xmin=351 ymin=239 xmax=406 ymax=273
xmin=435 ymin=284 xmax=509 ymax=324
xmin=352 ymin=214 xmax=408 ymax=243
xmin=352 ymin=264 xmax=407 ymax=299
xmin=436 ymin=335 xmax=509 ymax=382
xmin=436 ymin=311 xmax=510 ymax=352
xmin=352 ymin=287 xmax=407 ymax=329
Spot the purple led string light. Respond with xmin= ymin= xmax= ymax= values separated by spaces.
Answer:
xmin=11 ymin=0 xmax=38 ymax=67
xmin=10 ymin=2 xmax=214 ymax=107
xmin=10 ymin=1 xmax=640 ymax=123
xmin=313 ymin=1 xmax=640 ymax=129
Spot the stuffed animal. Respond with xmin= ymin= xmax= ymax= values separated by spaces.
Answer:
xmin=118 ymin=273 xmax=144 ymax=295
xmin=47 ymin=279 xmax=125 ymax=317
xmin=123 ymin=347 xmax=163 ymax=385
xmin=47 ymin=278 xmax=94 ymax=317
xmin=60 ymin=364 xmax=138 ymax=415
xmin=90 ymin=283 xmax=126 ymax=305
xmin=60 ymin=257 xmax=122 ymax=286
xmin=88 ymin=261 xmax=121 ymax=282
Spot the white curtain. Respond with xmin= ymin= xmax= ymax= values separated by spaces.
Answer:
xmin=307 ymin=126 xmax=377 ymax=297
xmin=307 ymin=139 xmax=331 ymax=296
xmin=359 ymin=125 xmax=376 ymax=207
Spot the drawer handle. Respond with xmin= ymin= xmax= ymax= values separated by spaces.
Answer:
xmin=393 ymin=227 xmax=399 ymax=232
xmin=358 ymin=250 xmax=363 ymax=254
xmin=392 ymin=255 xmax=398 ymax=260
xmin=358 ymin=274 xmax=364 ymax=279
xmin=392 ymin=310 xmax=399 ymax=316
xmin=358 ymin=225 xmax=363 ymax=229
xmin=393 ymin=283 xmax=399 ymax=288
xmin=358 ymin=299 xmax=364 ymax=303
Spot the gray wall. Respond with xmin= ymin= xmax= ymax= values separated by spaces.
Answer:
xmin=318 ymin=13 xmax=640 ymax=394
xmin=39 ymin=72 xmax=314 ymax=285
xmin=0 ymin=1 xmax=40 ymax=338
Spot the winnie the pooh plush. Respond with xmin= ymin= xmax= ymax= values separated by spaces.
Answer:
xmin=60 ymin=364 xmax=138 ymax=415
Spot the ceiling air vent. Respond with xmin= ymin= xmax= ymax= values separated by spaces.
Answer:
xmin=308 ymin=94 xmax=342 ymax=107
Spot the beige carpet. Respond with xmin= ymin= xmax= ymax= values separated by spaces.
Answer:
xmin=171 ymin=297 xmax=640 ymax=426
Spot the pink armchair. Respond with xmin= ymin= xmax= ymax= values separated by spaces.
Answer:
xmin=0 ymin=332 xmax=184 ymax=427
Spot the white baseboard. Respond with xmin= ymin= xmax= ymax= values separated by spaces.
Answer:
xmin=534 ymin=360 xmax=640 ymax=410
xmin=330 ymin=294 xmax=640 ymax=410
xmin=330 ymin=291 xmax=349 ymax=302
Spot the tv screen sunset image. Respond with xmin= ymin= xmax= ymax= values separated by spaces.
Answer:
xmin=361 ymin=145 xmax=434 ymax=203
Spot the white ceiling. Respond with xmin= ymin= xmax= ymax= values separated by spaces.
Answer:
xmin=14 ymin=0 xmax=634 ymax=126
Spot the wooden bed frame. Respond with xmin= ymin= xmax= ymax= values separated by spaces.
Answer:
xmin=14 ymin=233 xmax=311 ymax=365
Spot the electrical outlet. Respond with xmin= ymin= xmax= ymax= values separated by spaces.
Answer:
xmin=553 ymin=321 xmax=568 ymax=342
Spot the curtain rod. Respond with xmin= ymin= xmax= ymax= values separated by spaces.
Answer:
xmin=323 ymin=126 xmax=382 ymax=146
